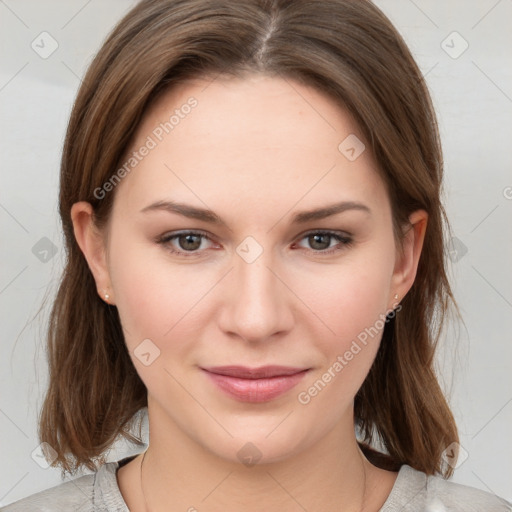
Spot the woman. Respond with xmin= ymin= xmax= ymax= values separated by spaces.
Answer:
xmin=3 ymin=0 xmax=510 ymax=510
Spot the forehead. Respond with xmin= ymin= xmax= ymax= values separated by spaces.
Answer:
xmin=141 ymin=73 xmax=357 ymax=153
xmin=111 ymin=73 xmax=388 ymax=221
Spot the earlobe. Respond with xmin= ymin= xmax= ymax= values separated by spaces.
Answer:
xmin=390 ymin=209 xmax=428 ymax=306
xmin=70 ymin=202 xmax=114 ymax=304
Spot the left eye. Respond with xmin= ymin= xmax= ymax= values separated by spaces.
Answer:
xmin=294 ymin=231 xmax=353 ymax=254
xmin=156 ymin=230 xmax=353 ymax=257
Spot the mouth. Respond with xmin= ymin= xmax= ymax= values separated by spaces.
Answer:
xmin=200 ymin=365 xmax=310 ymax=402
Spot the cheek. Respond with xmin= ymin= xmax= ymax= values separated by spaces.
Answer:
xmin=107 ymin=233 xmax=201 ymax=351
xmin=291 ymin=244 xmax=395 ymax=408
xmin=295 ymin=254 xmax=393 ymax=349
xmin=294 ymin=266 xmax=391 ymax=414
xmin=108 ymin=241 xmax=212 ymax=396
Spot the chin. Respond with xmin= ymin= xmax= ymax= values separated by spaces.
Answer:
xmin=196 ymin=420 xmax=315 ymax=467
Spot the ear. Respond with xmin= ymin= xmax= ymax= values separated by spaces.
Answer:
xmin=70 ymin=201 xmax=114 ymax=305
xmin=389 ymin=209 xmax=428 ymax=308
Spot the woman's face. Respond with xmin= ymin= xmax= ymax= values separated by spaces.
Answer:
xmin=79 ymin=73 xmax=423 ymax=464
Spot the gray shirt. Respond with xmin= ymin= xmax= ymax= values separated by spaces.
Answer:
xmin=2 ymin=455 xmax=511 ymax=511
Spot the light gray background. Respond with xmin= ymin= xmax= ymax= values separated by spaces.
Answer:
xmin=1 ymin=0 xmax=511 ymax=507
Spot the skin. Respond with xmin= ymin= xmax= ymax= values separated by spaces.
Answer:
xmin=71 ymin=73 xmax=427 ymax=511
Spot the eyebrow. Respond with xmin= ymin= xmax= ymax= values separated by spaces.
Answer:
xmin=140 ymin=199 xmax=371 ymax=226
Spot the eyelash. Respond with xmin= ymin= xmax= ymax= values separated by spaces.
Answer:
xmin=155 ymin=229 xmax=353 ymax=258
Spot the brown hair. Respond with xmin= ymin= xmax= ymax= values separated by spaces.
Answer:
xmin=39 ymin=0 xmax=462 ymax=477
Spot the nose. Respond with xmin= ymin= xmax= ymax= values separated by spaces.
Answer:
xmin=217 ymin=244 xmax=294 ymax=343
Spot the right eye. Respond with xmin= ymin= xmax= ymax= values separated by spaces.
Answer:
xmin=156 ymin=230 xmax=215 ymax=257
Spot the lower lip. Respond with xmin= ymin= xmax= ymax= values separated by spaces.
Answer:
xmin=203 ymin=370 xmax=309 ymax=402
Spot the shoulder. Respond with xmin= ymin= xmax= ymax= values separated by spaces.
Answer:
xmin=0 ymin=459 xmax=131 ymax=512
xmin=382 ymin=464 xmax=512 ymax=512
xmin=0 ymin=473 xmax=95 ymax=512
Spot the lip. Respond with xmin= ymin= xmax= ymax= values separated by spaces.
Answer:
xmin=201 ymin=365 xmax=310 ymax=403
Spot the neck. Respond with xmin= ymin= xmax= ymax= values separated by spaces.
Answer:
xmin=138 ymin=400 xmax=377 ymax=512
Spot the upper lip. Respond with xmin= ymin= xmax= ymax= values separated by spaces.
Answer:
xmin=201 ymin=365 xmax=309 ymax=379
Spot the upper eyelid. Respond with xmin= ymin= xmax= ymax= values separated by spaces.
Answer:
xmin=158 ymin=228 xmax=351 ymax=241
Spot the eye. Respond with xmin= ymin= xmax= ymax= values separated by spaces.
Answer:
xmin=156 ymin=229 xmax=353 ymax=258
xmin=156 ymin=230 xmax=214 ymax=258
xmin=294 ymin=230 xmax=353 ymax=255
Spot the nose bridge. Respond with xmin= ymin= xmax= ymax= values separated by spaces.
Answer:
xmin=222 ymin=236 xmax=291 ymax=341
